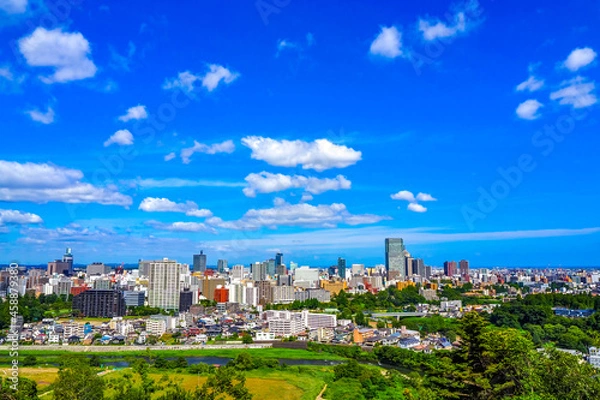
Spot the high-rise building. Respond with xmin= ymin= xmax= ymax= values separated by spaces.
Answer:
xmin=276 ymin=264 xmax=287 ymax=276
xmin=444 ymin=261 xmax=458 ymax=277
xmin=337 ymin=257 xmax=347 ymax=279
xmin=231 ymin=265 xmax=245 ymax=281
xmin=385 ymin=238 xmax=406 ymax=280
xmin=217 ymin=259 xmax=228 ymax=274
xmin=275 ymin=253 xmax=283 ymax=267
xmin=252 ymin=262 xmax=267 ymax=281
xmin=193 ymin=251 xmax=207 ymax=273
xmin=148 ymin=258 xmax=182 ymax=310
xmin=179 ymin=289 xmax=193 ymax=312
xmin=47 ymin=248 xmax=74 ymax=276
xmin=267 ymin=259 xmax=276 ymax=276
xmin=459 ymin=260 xmax=470 ymax=275
xmin=72 ymin=289 xmax=125 ymax=318
xmin=412 ymin=258 xmax=425 ymax=278
xmin=405 ymin=254 xmax=414 ymax=276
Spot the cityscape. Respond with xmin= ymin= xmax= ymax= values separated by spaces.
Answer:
xmin=2 ymin=0 xmax=600 ymax=399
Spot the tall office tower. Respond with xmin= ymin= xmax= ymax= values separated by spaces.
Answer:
xmin=425 ymin=265 xmax=432 ymax=279
xmin=413 ymin=259 xmax=425 ymax=277
xmin=193 ymin=251 xmax=207 ymax=273
xmin=443 ymin=261 xmax=458 ymax=277
xmin=267 ymin=258 xmax=276 ymax=276
xmin=47 ymin=248 xmax=74 ymax=276
xmin=217 ymin=259 xmax=228 ymax=274
xmin=459 ymin=260 xmax=470 ymax=275
xmin=337 ymin=257 xmax=347 ymax=279
xmin=276 ymin=264 xmax=287 ymax=276
xmin=405 ymin=253 xmax=414 ymax=276
xmin=289 ymin=261 xmax=298 ymax=272
xmin=275 ymin=252 xmax=283 ymax=266
xmin=385 ymin=238 xmax=406 ymax=281
xmin=148 ymin=258 xmax=182 ymax=311
xmin=231 ymin=265 xmax=245 ymax=281
xmin=252 ymin=262 xmax=267 ymax=281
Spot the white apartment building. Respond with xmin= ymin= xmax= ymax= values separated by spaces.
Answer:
xmin=271 ymin=285 xmax=295 ymax=304
xmin=589 ymin=347 xmax=600 ymax=368
xmin=147 ymin=258 xmax=181 ymax=310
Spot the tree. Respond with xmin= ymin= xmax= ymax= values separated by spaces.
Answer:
xmin=241 ymin=334 xmax=253 ymax=344
xmin=22 ymin=355 xmax=37 ymax=367
xmin=53 ymin=357 xmax=105 ymax=400
xmin=193 ymin=366 xmax=252 ymax=400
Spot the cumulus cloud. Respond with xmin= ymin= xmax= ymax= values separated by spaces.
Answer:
xmin=550 ymin=76 xmax=597 ymax=108
xmin=516 ymin=76 xmax=544 ymax=92
xmin=146 ymin=220 xmax=216 ymax=233
xmin=180 ymin=140 xmax=235 ymax=164
xmin=241 ymin=136 xmax=362 ymax=171
xmin=206 ymin=199 xmax=389 ymax=230
xmin=418 ymin=1 xmax=481 ymax=41
xmin=104 ymin=129 xmax=134 ymax=147
xmin=369 ymin=26 xmax=403 ymax=58
xmin=563 ymin=47 xmax=597 ymax=71
xmin=391 ymin=190 xmax=416 ymax=202
xmin=26 ymin=106 xmax=55 ymax=124
xmin=0 ymin=160 xmax=131 ymax=206
xmin=407 ymin=203 xmax=427 ymax=213
xmin=164 ymin=152 xmax=176 ymax=161
xmin=391 ymin=190 xmax=436 ymax=213
xmin=516 ymin=99 xmax=543 ymax=120
xmin=0 ymin=0 xmax=27 ymax=14
xmin=0 ymin=209 xmax=42 ymax=226
xmin=138 ymin=197 xmax=212 ymax=218
xmin=118 ymin=105 xmax=147 ymax=122
xmin=18 ymin=28 xmax=97 ymax=83
xmin=243 ymin=172 xmax=351 ymax=197
xmin=163 ymin=64 xmax=239 ymax=93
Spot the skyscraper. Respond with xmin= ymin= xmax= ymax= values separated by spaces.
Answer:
xmin=337 ymin=257 xmax=346 ymax=279
xmin=413 ymin=258 xmax=425 ymax=277
xmin=459 ymin=259 xmax=470 ymax=275
xmin=193 ymin=251 xmax=207 ymax=273
xmin=385 ymin=238 xmax=406 ymax=281
xmin=148 ymin=258 xmax=182 ymax=310
xmin=267 ymin=258 xmax=276 ymax=276
xmin=444 ymin=261 xmax=458 ymax=277
xmin=405 ymin=253 xmax=414 ymax=276
xmin=275 ymin=252 xmax=283 ymax=266
xmin=47 ymin=248 xmax=74 ymax=276
xmin=252 ymin=262 xmax=267 ymax=281
xmin=217 ymin=259 xmax=228 ymax=273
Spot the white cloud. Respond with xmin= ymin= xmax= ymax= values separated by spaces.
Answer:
xmin=563 ymin=47 xmax=597 ymax=71
xmin=164 ymin=152 xmax=176 ymax=161
xmin=550 ymin=76 xmax=597 ymax=108
xmin=516 ymin=99 xmax=543 ymax=120
xmin=202 ymin=64 xmax=239 ymax=91
xmin=162 ymin=71 xmax=198 ymax=93
xmin=0 ymin=66 xmax=14 ymax=80
xmin=407 ymin=203 xmax=427 ymax=213
xmin=138 ymin=197 xmax=212 ymax=218
xmin=146 ymin=220 xmax=216 ymax=233
xmin=104 ymin=129 xmax=134 ymax=147
xmin=26 ymin=106 xmax=55 ymax=124
xmin=180 ymin=140 xmax=235 ymax=164
xmin=391 ymin=190 xmax=436 ymax=213
xmin=0 ymin=0 xmax=27 ymax=14
xmin=369 ymin=26 xmax=403 ymax=58
xmin=0 ymin=160 xmax=131 ymax=206
xmin=0 ymin=209 xmax=42 ymax=226
xmin=416 ymin=192 xmax=437 ymax=202
xmin=18 ymin=28 xmax=97 ymax=84
xmin=206 ymin=200 xmax=389 ymax=230
xmin=516 ymin=76 xmax=544 ymax=92
xmin=390 ymin=190 xmax=415 ymax=202
xmin=243 ymin=172 xmax=351 ymax=197
xmin=163 ymin=64 xmax=239 ymax=93
xmin=418 ymin=1 xmax=481 ymax=41
xmin=242 ymin=136 xmax=362 ymax=171
xmin=118 ymin=105 xmax=147 ymax=122
xmin=124 ymin=177 xmax=244 ymax=189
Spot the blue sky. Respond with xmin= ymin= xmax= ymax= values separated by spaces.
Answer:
xmin=0 ymin=0 xmax=599 ymax=267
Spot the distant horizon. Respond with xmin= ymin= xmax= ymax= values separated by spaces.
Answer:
xmin=1 ymin=1 xmax=599 ymax=267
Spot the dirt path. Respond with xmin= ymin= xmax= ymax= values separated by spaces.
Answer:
xmin=315 ymin=384 xmax=327 ymax=400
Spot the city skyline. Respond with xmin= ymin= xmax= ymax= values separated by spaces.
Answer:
xmin=1 ymin=1 xmax=599 ymax=266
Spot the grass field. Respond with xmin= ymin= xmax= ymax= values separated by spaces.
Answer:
xmin=0 ymin=367 xmax=58 ymax=390
xmin=102 ymin=367 xmax=330 ymax=400
xmin=5 ymin=347 xmax=346 ymax=365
